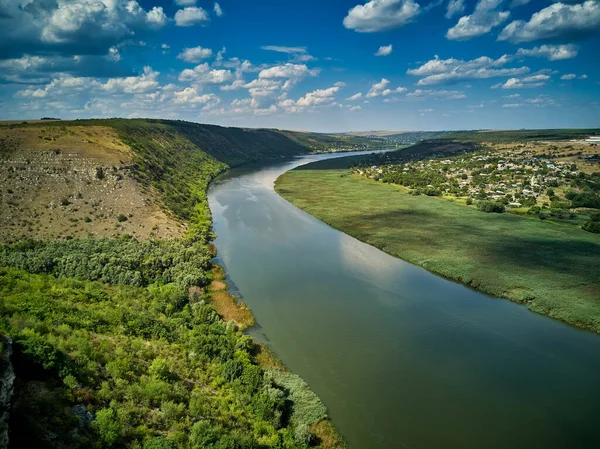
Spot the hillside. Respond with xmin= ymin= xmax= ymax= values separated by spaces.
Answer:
xmin=0 ymin=119 xmax=352 ymax=449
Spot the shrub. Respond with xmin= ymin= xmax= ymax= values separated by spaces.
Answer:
xmin=583 ymin=221 xmax=600 ymax=233
xmin=477 ymin=201 xmax=505 ymax=213
xmin=465 ymin=198 xmax=473 ymax=205
xmin=96 ymin=167 xmax=105 ymax=180
xmin=117 ymin=214 xmax=128 ymax=222
xmin=93 ymin=407 xmax=126 ymax=446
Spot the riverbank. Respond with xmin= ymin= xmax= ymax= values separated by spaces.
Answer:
xmin=0 ymin=119 xmax=348 ymax=448
xmin=275 ymin=157 xmax=600 ymax=333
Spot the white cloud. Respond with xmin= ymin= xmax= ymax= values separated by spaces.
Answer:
xmin=492 ymin=74 xmax=550 ymax=89
xmin=498 ymin=1 xmax=600 ymax=43
xmin=15 ymin=67 xmax=161 ymax=99
xmin=446 ymin=0 xmax=465 ymax=18
xmin=177 ymin=46 xmax=213 ymax=63
xmin=406 ymin=89 xmax=466 ymax=99
xmin=503 ymin=103 xmax=524 ymax=107
xmin=161 ymin=44 xmax=171 ymax=54
xmin=175 ymin=0 xmax=197 ymax=5
xmin=259 ymin=64 xmax=317 ymax=79
xmin=366 ymin=78 xmax=406 ymax=97
xmin=407 ymin=54 xmax=529 ymax=85
xmin=375 ymin=44 xmax=393 ymax=56
xmin=516 ymin=44 xmax=578 ymax=61
xmin=220 ymin=80 xmax=246 ymax=91
xmin=561 ymin=73 xmax=587 ymax=80
xmin=347 ymin=92 xmax=363 ymax=100
xmin=447 ymin=0 xmax=510 ymax=40
xmin=145 ymin=7 xmax=168 ymax=29
xmin=350 ymin=105 xmax=362 ymax=111
xmin=343 ymin=0 xmax=421 ymax=32
xmin=179 ymin=64 xmax=233 ymax=84
xmin=106 ymin=47 xmax=121 ymax=62
xmin=214 ymin=3 xmax=223 ymax=17
xmin=0 ymin=0 xmax=169 ymax=61
xmin=173 ymin=87 xmax=220 ymax=110
xmin=99 ymin=67 xmax=161 ymax=94
xmin=175 ymin=7 xmax=209 ymax=26
xmin=296 ymin=86 xmax=341 ymax=107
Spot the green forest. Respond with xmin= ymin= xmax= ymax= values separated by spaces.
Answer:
xmin=0 ymin=119 xmax=346 ymax=449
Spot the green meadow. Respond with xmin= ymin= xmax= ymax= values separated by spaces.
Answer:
xmin=275 ymin=157 xmax=600 ymax=333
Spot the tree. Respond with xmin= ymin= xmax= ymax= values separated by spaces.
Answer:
xmin=477 ymin=201 xmax=505 ymax=213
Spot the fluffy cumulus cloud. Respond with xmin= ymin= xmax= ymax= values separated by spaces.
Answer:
xmin=366 ymin=78 xmax=406 ymax=97
xmin=0 ymin=0 xmax=168 ymax=59
xmin=343 ymin=0 xmax=421 ymax=32
xmin=173 ymin=88 xmax=220 ymax=109
xmin=446 ymin=0 xmax=465 ymax=19
xmin=175 ymin=7 xmax=209 ymax=27
xmin=177 ymin=46 xmax=213 ymax=63
xmin=257 ymin=63 xmax=319 ymax=90
xmin=179 ymin=64 xmax=233 ymax=84
xmin=296 ymin=86 xmax=341 ymax=107
xmin=375 ymin=45 xmax=393 ymax=56
xmin=447 ymin=0 xmax=510 ymax=40
xmin=498 ymin=1 xmax=600 ymax=43
xmin=407 ymin=54 xmax=529 ymax=85
xmin=492 ymin=74 xmax=550 ymax=89
xmin=516 ymin=44 xmax=578 ymax=61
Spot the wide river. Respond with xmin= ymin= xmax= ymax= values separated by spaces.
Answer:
xmin=208 ymin=152 xmax=600 ymax=449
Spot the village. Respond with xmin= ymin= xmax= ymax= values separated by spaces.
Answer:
xmin=352 ymin=141 xmax=600 ymax=228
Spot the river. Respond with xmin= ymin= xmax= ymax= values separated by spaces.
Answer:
xmin=208 ymin=152 xmax=600 ymax=449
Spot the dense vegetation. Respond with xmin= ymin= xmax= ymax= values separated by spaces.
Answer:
xmin=0 ymin=119 xmax=348 ymax=448
xmin=276 ymin=156 xmax=600 ymax=334
xmin=0 ymin=267 xmax=332 ymax=448
xmin=444 ymin=129 xmax=600 ymax=143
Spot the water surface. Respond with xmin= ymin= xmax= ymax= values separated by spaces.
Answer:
xmin=208 ymin=152 xmax=600 ymax=449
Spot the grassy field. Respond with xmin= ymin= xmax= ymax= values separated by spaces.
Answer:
xmin=275 ymin=157 xmax=600 ymax=333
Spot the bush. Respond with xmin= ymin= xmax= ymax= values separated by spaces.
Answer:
xmin=117 ymin=214 xmax=128 ymax=222
xmin=583 ymin=221 xmax=600 ymax=233
xmin=465 ymin=198 xmax=473 ymax=205
xmin=477 ymin=201 xmax=505 ymax=213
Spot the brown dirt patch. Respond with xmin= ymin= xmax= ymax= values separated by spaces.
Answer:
xmin=0 ymin=126 xmax=184 ymax=243
xmin=209 ymin=280 xmax=227 ymax=291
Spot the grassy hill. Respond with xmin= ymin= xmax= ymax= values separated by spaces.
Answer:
xmin=444 ymin=129 xmax=600 ymax=143
xmin=0 ymin=119 xmax=353 ymax=449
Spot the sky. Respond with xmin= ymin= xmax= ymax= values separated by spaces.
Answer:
xmin=0 ymin=0 xmax=599 ymax=132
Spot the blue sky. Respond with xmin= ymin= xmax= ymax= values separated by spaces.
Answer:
xmin=1 ymin=0 xmax=599 ymax=132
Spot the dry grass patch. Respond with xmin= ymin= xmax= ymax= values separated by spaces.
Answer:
xmin=310 ymin=419 xmax=347 ymax=449
xmin=206 ymin=265 xmax=255 ymax=329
